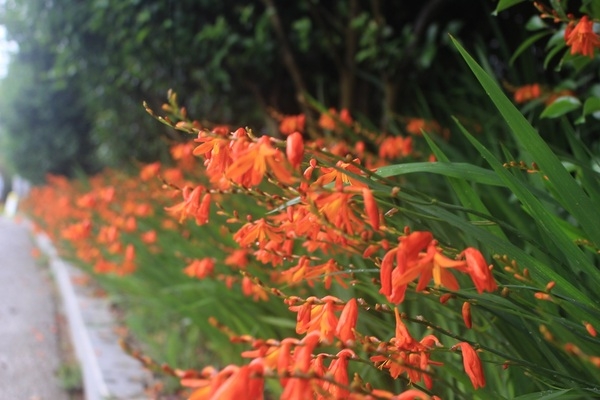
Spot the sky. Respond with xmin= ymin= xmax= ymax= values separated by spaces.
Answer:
xmin=0 ymin=25 xmax=17 ymax=78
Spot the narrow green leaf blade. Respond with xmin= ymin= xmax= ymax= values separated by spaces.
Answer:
xmin=512 ymin=389 xmax=580 ymax=400
xmin=510 ymin=31 xmax=550 ymax=66
xmin=423 ymin=132 xmax=508 ymax=241
xmin=375 ymin=162 xmax=504 ymax=186
xmin=495 ymin=0 xmax=526 ymax=14
xmin=457 ymin=124 xmax=600 ymax=288
xmin=451 ymin=35 xmax=600 ymax=248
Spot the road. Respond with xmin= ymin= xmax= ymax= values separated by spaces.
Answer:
xmin=0 ymin=216 xmax=69 ymax=400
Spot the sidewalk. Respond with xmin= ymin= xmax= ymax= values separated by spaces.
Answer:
xmin=0 ymin=216 xmax=69 ymax=400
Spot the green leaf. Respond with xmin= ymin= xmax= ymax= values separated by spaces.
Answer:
xmin=510 ymin=31 xmax=550 ymax=66
xmin=405 ymin=187 xmax=596 ymax=308
xmin=544 ymin=42 xmax=567 ymax=69
xmin=375 ymin=162 xmax=504 ymax=186
xmin=525 ymin=15 xmax=548 ymax=31
xmin=451 ymin=35 xmax=600 ymax=250
xmin=258 ymin=316 xmax=297 ymax=329
xmin=540 ymin=96 xmax=581 ymax=119
xmin=582 ymin=96 xmax=600 ymax=117
xmin=512 ymin=389 xmax=578 ymax=400
xmin=494 ymin=0 xmax=526 ymax=14
xmin=561 ymin=119 xmax=600 ymax=205
xmin=423 ymin=132 xmax=509 ymax=241
xmin=458 ymin=122 xmax=600 ymax=284
xmin=582 ymin=0 xmax=600 ymax=19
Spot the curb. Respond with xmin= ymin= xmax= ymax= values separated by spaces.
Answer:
xmin=32 ymin=229 xmax=151 ymax=400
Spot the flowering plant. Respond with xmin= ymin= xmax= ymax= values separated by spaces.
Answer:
xmin=22 ymin=5 xmax=600 ymax=399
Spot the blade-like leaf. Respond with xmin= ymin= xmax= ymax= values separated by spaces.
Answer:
xmin=451 ymin=35 xmax=600 ymax=248
xmin=512 ymin=389 xmax=580 ymax=400
xmin=405 ymin=189 xmax=596 ymax=308
xmin=375 ymin=162 xmax=504 ymax=186
xmin=510 ymin=31 xmax=550 ymax=66
xmin=422 ymin=133 xmax=508 ymax=241
xmin=494 ymin=0 xmax=526 ymax=14
xmin=456 ymin=122 xmax=600 ymax=288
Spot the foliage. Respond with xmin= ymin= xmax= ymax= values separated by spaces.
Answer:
xmin=0 ymin=0 xmax=538 ymax=181
xmin=15 ymin=0 xmax=600 ymax=399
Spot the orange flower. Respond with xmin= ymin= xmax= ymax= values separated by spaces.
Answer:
xmin=224 ymin=249 xmax=249 ymax=269
xmin=321 ymin=349 xmax=355 ymax=399
xmin=193 ymin=134 xmax=234 ymax=182
xmin=565 ymin=16 xmax=600 ymax=58
xmin=513 ymin=84 xmax=541 ymax=103
xmin=305 ymin=258 xmax=348 ymax=289
xmin=393 ymin=308 xmax=417 ymax=349
xmin=243 ymin=338 xmax=296 ymax=378
xmin=164 ymin=186 xmax=210 ymax=226
xmin=76 ymin=193 xmax=96 ymax=208
xmin=462 ymin=302 xmax=472 ymax=329
xmin=187 ymin=361 xmax=265 ymax=400
xmin=314 ymin=159 xmax=367 ymax=189
xmin=184 ymin=258 xmax=215 ymax=279
xmin=162 ymin=167 xmax=185 ymax=186
xmin=241 ymin=276 xmax=269 ymax=301
xmin=170 ymin=141 xmax=196 ymax=170
xmin=293 ymin=331 xmax=321 ymax=373
xmin=97 ymin=225 xmax=119 ymax=244
xmin=123 ymin=216 xmax=137 ymax=232
xmin=382 ymin=235 xmax=488 ymax=305
xmin=318 ymin=108 xmax=353 ymax=132
xmin=405 ymin=118 xmax=441 ymax=136
xmin=234 ymin=218 xmax=284 ymax=248
xmin=379 ymin=231 xmax=433 ymax=303
xmin=584 ymin=321 xmax=597 ymax=337
xmin=139 ymin=162 xmax=161 ymax=181
xmin=164 ymin=186 xmax=201 ymax=222
xmin=288 ymin=296 xmax=344 ymax=343
xmin=225 ymin=136 xmax=294 ymax=187
xmin=318 ymin=108 xmax=338 ymax=130
xmin=286 ymin=131 xmax=304 ymax=168
xmin=311 ymin=189 xmax=363 ymax=235
xmin=94 ymin=257 xmax=118 ymax=274
xmin=395 ymin=389 xmax=431 ymax=400
xmin=61 ymin=219 xmax=92 ymax=241
xmin=379 ymin=136 xmax=413 ymax=159
xmin=336 ymin=298 xmax=358 ymax=345
xmin=362 ymin=188 xmax=380 ymax=231
xmin=279 ymin=256 xmax=312 ymax=286
xmin=279 ymin=114 xmax=306 ymax=136
xmin=461 ymin=247 xmax=497 ymax=293
xmin=281 ymin=332 xmax=321 ymax=400
xmin=339 ymin=108 xmax=353 ymax=126
xmin=409 ymin=242 xmax=465 ymax=291
xmin=141 ymin=230 xmax=157 ymax=244
xmin=454 ymin=342 xmax=486 ymax=389
xmin=197 ymin=193 xmax=211 ymax=226
xmin=119 ymin=244 xmax=137 ymax=275
xmin=370 ymin=308 xmax=441 ymax=389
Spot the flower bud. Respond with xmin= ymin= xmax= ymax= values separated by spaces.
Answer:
xmin=286 ymin=131 xmax=304 ymax=168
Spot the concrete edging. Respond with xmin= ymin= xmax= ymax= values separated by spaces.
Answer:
xmin=33 ymin=230 xmax=151 ymax=400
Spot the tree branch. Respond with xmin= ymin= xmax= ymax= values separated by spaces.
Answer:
xmin=260 ymin=0 xmax=317 ymax=136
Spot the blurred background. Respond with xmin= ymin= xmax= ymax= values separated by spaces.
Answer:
xmin=0 ymin=0 xmax=540 ymax=186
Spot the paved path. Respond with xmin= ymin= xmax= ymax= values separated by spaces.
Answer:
xmin=0 ymin=216 xmax=68 ymax=400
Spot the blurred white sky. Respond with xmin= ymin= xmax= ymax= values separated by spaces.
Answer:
xmin=0 ymin=25 xmax=17 ymax=78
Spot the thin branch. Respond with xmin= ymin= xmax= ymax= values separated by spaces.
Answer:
xmin=260 ymin=0 xmax=317 ymax=136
